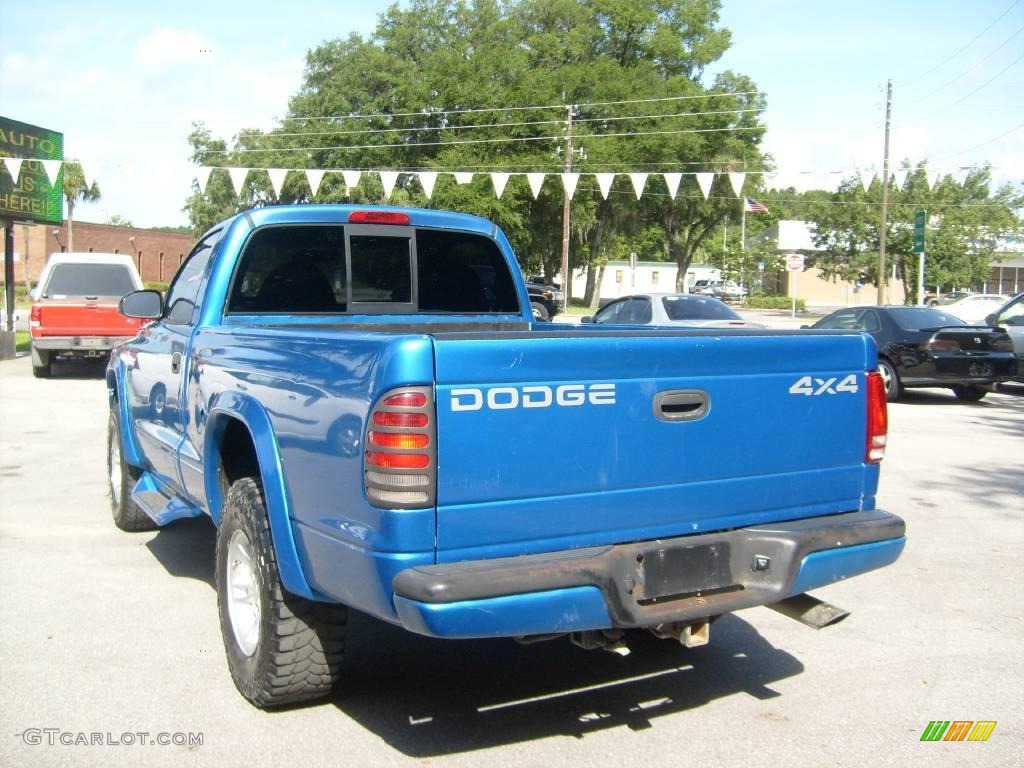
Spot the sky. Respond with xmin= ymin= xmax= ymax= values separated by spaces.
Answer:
xmin=2 ymin=0 xmax=1022 ymax=228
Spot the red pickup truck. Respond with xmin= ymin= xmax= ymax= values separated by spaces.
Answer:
xmin=30 ymin=253 xmax=145 ymax=378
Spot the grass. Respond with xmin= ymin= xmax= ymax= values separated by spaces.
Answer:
xmin=15 ymin=331 xmax=30 ymax=352
xmin=0 ymin=283 xmax=32 ymax=309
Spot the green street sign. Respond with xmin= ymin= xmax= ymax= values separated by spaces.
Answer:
xmin=913 ymin=209 xmax=926 ymax=254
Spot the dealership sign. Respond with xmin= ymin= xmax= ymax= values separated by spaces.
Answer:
xmin=0 ymin=116 xmax=63 ymax=225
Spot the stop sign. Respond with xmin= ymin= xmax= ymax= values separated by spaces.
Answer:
xmin=786 ymin=253 xmax=805 ymax=272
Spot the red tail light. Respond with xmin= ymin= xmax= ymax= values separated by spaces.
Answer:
xmin=364 ymin=386 xmax=435 ymax=508
xmin=348 ymin=210 xmax=411 ymax=225
xmin=992 ymin=337 xmax=1013 ymax=352
xmin=866 ymin=371 xmax=888 ymax=463
xmin=924 ymin=338 xmax=960 ymax=352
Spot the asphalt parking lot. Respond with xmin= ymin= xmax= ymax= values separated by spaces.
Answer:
xmin=1 ymin=353 xmax=1021 ymax=768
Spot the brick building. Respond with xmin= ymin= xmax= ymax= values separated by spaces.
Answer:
xmin=2 ymin=220 xmax=195 ymax=286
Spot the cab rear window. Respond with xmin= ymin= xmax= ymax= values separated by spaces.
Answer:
xmin=42 ymin=263 xmax=138 ymax=298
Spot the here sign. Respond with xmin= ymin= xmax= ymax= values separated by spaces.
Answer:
xmin=786 ymin=253 xmax=805 ymax=272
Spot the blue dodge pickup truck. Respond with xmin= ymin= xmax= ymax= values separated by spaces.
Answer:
xmin=107 ymin=205 xmax=905 ymax=708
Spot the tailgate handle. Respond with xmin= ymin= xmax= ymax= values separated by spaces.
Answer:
xmin=654 ymin=390 xmax=710 ymax=422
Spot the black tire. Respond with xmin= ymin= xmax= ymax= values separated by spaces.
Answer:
xmin=952 ymin=384 xmax=987 ymax=402
xmin=878 ymin=358 xmax=902 ymax=402
xmin=530 ymin=301 xmax=550 ymax=322
xmin=149 ymin=383 xmax=167 ymax=419
xmin=107 ymin=412 xmax=158 ymax=531
xmin=31 ymin=347 xmax=51 ymax=378
xmin=216 ymin=478 xmax=348 ymax=708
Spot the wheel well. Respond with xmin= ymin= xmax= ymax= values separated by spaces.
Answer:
xmin=219 ymin=418 xmax=261 ymax=492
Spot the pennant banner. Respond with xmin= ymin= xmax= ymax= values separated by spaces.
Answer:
xmin=926 ymin=170 xmax=940 ymax=190
xmin=228 ymin=167 xmax=249 ymax=195
xmin=955 ymin=167 xmax=971 ymax=186
xmin=306 ymin=169 xmax=325 ymax=197
xmin=595 ymin=173 xmax=615 ymax=200
xmin=75 ymin=161 xmax=93 ymax=191
xmin=379 ymin=170 xmax=399 ymax=200
xmin=859 ymin=169 xmax=875 ymax=192
xmin=41 ymin=159 xmax=62 ymax=187
xmin=628 ymin=173 xmax=648 ymax=200
xmin=342 ymin=169 xmax=362 ymax=191
xmin=526 ymin=172 xmax=546 ymax=199
xmin=454 ymin=172 xmax=473 ymax=185
xmin=561 ymin=172 xmax=579 ymax=199
xmin=418 ymin=171 xmax=437 ymax=199
xmin=663 ymin=172 xmax=682 ymax=199
xmin=762 ymin=171 xmax=778 ymax=189
xmin=892 ymin=169 xmax=908 ymax=190
xmin=490 ymin=172 xmax=509 ymax=198
xmin=196 ymin=166 xmax=213 ymax=194
xmin=695 ymin=172 xmax=714 ymax=199
xmin=728 ymin=172 xmax=746 ymax=196
xmin=267 ymin=168 xmax=288 ymax=199
xmin=3 ymin=158 xmax=24 ymax=183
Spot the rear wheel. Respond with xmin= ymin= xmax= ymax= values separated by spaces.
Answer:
xmin=952 ymin=384 xmax=987 ymax=402
xmin=530 ymin=301 xmax=550 ymax=322
xmin=31 ymin=346 xmax=51 ymax=378
xmin=216 ymin=478 xmax=348 ymax=708
xmin=877 ymin=358 xmax=902 ymax=402
xmin=108 ymin=412 xmax=157 ymax=531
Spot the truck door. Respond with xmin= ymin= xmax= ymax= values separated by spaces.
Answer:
xmin=126 ymin=230 xmax=219 ymax=494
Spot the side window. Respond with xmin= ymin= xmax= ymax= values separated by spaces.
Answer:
xmin=164 ymin=228 xmax=222 ymax=325
xmin=594 ymin=299 xmax=627 ymax=324
xmin=619 ymin=297 xmax=652 ymax=324
xmin=416 ymin=229 xmax=518 ymax=313
xmin=857 ymin=310 xmax=881 ymax=332
xmin=996 ymin=296 xmax=1024 ymax=326
xmin=816 ymin=310 xmax=858 ymax=330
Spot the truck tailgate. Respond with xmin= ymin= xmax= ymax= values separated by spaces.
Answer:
xmin=34 ymin=301 xmax=141 ymax=337
xmin=432 ymin=330 xmax=877 ymax=559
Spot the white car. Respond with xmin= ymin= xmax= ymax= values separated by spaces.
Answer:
xmin=941 ymin=294 xmax=1009 ymax=325
xmin=987 ymin=292 xmax=1024 ymax=381
xmin=583 ymin=293 xmax=766 ymax=328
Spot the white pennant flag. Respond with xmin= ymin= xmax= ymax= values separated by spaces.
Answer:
xmin=594 ymin=173 xmax=615 ymax=200
xmin=267 ymin=168 xmax=289 ymax=199
xmin=41 ymin=159 xmax=62 ymax=187
xmin=762 ymin=171 xmax=778 ymax=189
xmin=418 ymin=171 xmax=437 ymax=198
xmin=728 ymin=172 xmax=746 ymax=197
xmin=662 ymin=173 xmax=682 ymax=199
xmin=75 ymin=161 xmax=93 ymax=191
xmin=306 ymin=169 xmax=325 ymax=197
xmin=379 ymin=171 xmax=400 ymax=200
xmin=195 ymin=166 xmax=213 ymax=193
xmin=859 ymin=169 xmax=875 ymax=192
xmin=526 ymin=172 xmax=546 ymax=199
xmin=695 ymin=172 xmax=714 ymax=199
xmin=926 ymin=170 xmax=940 ymax=190
xmin=956 ymin=167 xmax=971 ymax=186
xmin=561 ymin=172 xmax=579 ymax=199
xmin=490 ymin=172 xmax=510 ymax=198
xmin=892 ymin=169 xmax=908 ymax=190
xmin=228 ymin=167 xmax=249 ymax=195
xmin=628 ymin=173 xmax=648 ymax=199
xmin=3 ymin=158 xmax=24 ymax=183
xmin=342 ymin=169 xmax=362 ymax=191
xmin=454 ymin=171 xmax=474 ymax=184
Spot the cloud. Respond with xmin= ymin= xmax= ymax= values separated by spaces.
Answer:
xmin=134 ymin=28 xmax=212 ymax=72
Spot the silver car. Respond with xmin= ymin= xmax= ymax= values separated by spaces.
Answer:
xmin=987 ymin=292 xmax=1024 ymax=381
xmin=583 ymin=293 xmax=766 ymax=328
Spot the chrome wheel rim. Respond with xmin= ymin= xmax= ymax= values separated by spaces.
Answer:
xmin=226 ymin=530 xmax=261 ymax=656
xmin=109 ymin=434 xmax=122 ymax=505
xmin=879 ymin=363 xmax=893 ymax=393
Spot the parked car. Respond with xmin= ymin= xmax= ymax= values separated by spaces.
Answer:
xmin=525 ymin=280 xmax=562 ymax=321
xmin=926 ymin=290 xmax=972 ymax=307
xmin=29 ymin=253 xmax=145 ymax=378
xmin=941 ymin=293 xmax=1009 ymax=324
xmin=583 ymin=293 xmax=766 ymax=328
xmin=808 ymin=306 xmax=1016 ymax=401
xmin=695 ymin=280 xmax=747 ymax=302
xmin=986 ymin=292 xmax=1024 ymax=381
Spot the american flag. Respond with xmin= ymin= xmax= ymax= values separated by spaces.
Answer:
xmin=744 ymin=197 xmax=769 ymax=213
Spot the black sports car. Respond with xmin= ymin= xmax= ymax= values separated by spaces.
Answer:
xmin=809 ymin=306 xmax=1017 ymax=402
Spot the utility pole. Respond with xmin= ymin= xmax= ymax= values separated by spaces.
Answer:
xmin=559 ymin=105 xmax=575 ymax=311
xmin=878 ymin=79 xmax=892 ymax=305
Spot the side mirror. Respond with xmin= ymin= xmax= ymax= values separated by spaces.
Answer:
xmin=800 ymin=324 xmax=811 ymax=329
xmin=984 ymin=313 xmax=997 ymax=326
xmin=580 ymin=316 xmax=594 ymax=324
xmin=119 ymin=289 xmax=164 ymax=320
xmin=29 ymin=286 xmax=39 ymax=301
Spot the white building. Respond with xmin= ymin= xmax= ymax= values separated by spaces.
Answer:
xmin=568 ymin=261 xmax=720 ymax=302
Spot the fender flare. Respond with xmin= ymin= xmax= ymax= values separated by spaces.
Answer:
xmin=109 ymin=363 xmax=147 ymax=468
xmin=204 ymin=391 xmax=314 ymax=599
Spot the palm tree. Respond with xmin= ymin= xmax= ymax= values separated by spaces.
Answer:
xmin=61 ymin=161 xmax=100 ymax=251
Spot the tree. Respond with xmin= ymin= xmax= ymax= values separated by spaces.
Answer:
xmin=106 ymin=214 xmax=133 ymax=227
xmin=807 ymin=163 xmax=1022 ymax=303
xmin=62 ymin=161 xmax=100 ymax=251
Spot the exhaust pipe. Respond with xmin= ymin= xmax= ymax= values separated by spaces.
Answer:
xmin=767 ymin=593 xmax=850 ymax=629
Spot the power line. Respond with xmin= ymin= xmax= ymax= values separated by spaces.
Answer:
xmin=242 ymin=108 xmax=762 ymax=141
xmin=923 ymin=49 xmax=1024 ymax=118
xmin=935 ymin=122 xmax=1024 ymax=160
xmin=199 ymin=124 xmax=767 ymax=155
xmin=898 ymin=0 xmax=1022 ymax=87
xmin=275 ymin=91 xmax=763 ymax=124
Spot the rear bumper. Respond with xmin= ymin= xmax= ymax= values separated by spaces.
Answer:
xmin=32 ymin=335 xmax=133 ymax=352
xmin=902 ymin=355 xmax=1017 ymax=386
xmin=392 ymin=509 xmax=906 ymax=638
